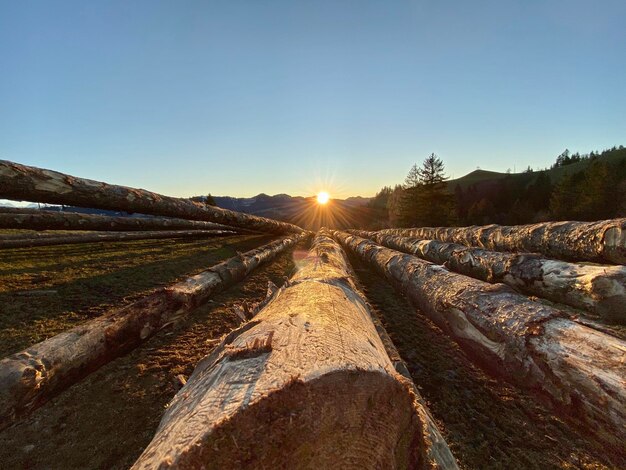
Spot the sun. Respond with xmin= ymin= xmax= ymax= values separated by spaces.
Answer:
xmin=316 ymin=191 xmax=330 ymax=205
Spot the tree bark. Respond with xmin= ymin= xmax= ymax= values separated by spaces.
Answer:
xmin=0 ymin=207 xmax=241 ymax=232
xmin=132 ymin=231 xmax=457 ymax=470
xmin=351 ymin=230 xmax=626 ymax=323
xmin=334 ymin=231 xmax=626 ymax=446
xmin=378 ymin=219 xmax=626 ymax=264
xmin=0 ymin=234 xmax=306 ymax=430
xmin=0 ymin=229 xmax=236 ymax=249
xmin=0 ymin=160 xmax=303 ymax=234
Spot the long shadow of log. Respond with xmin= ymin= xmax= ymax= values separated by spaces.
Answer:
xmin=347 ymin=252 xmax=625 ymax=470
xmin=0 ymin=236 xmax=275 ymax=357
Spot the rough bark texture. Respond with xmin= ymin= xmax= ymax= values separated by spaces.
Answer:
xmin=0 ymin=207 xmax=239 ymax=232
xmin=0 ymin=160 xmax=303 ymax=234
xmin=0 ymin=234 xmax=306 ymax=430
xmin=133 ymin=231 xmax=455 ymax=470
xmin=0 ymin=229 xmax=236 ymax=249
xmin=334 ymin=231 xmax=626 ymax=446
xmin=352 ymin=230 xmax=626 ymax=323
xmin=378 ymin=219 xmax=626 ymax=264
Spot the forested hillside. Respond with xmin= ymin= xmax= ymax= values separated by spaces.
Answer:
xmin=368 ymin=146 xmax=626 ymax=228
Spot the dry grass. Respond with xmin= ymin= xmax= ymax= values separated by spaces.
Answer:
xmin=0 ymin=238 xmax=309 ymax=469
xmin=0 ymin=234 xmax=274 ymax=356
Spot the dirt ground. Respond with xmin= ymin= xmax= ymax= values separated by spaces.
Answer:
xmin=0 ymin=233 xmax=274 ymax=356
xmin=0 ymin=238 xmax=309 ymax=470
xmin=347 ymin=253 xmax=625 ymax=470
xmin=1 ymin=234 xmax=623 ymax=469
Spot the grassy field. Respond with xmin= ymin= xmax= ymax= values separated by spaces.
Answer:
xmin=0 ymin=237 xmax=309 ymax=470
xmin=0 ymin=233 xmax=275 ymax=357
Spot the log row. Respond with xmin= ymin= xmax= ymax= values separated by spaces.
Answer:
xmin=0 ymin=233 xmax=307 ymax=430
xmin=377 ymin=219 xmax=626 ymax=264
xmin=133 ymin=231 xmax=458 ymax=470
xmin=333 ymin=231 xmax=626 ymax=446
xmin=0 ymin=229 xmax=236 ymax=249
xmin=351 ymin=230 xmax=626 ymax=323
xmin=0 ymin=207 xmax=240 ymax=232
xmin=0 ymin=160 xmax=304 ymax=234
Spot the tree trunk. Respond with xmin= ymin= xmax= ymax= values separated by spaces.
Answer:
xmin=0 ymin=229 xmax=236 ymax=249
xmin=132 ymin=231 xmax=457 ymax=470
xmin=351 ymin=230 xmax=626 ymax=323
xmin=0 ymin=234 xmax=306 ymax=430
xmin=0 ymin=207 xmax=242 ymax=232
xmin=378 ymin=219 xmax=626 ymax=264
xmin=334 ymin=231 xmax=626 ymax=446
xmin=0 ymin=160 xmax=303 ymax=234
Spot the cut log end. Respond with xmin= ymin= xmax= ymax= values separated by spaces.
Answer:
xmin=135 ymin=370 xmax=426 ymax=470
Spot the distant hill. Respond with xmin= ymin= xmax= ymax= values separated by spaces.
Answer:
xmin=447 ymin=148 xmax=626 ymax=191
xmin=447 ymin=169 xmax=506 ymax=190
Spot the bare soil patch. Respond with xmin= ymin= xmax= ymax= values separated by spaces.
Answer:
xmin=348 ymin=253 xmax=624 ymax=470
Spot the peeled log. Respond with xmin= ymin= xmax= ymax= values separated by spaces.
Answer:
xmin=133 ymin=231 xmax=456 ymax=470
xmin=0 ymin=207 xmax=240 ymax=232
xmin=0 ymin=234 xmax=306 ymax=429
xmin=0 ymin=160 xmax=303 ymax=234
xmin=351 ymin=230 xmax=626 ymax=323
xmin=0 ymin=229 xmax=235 ymax=249
xmin=378 ymin=219 xmax=626 ymax=264
xmin=334 ymin=231 xmax=626 ymax=446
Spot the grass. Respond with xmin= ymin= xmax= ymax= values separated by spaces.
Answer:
xmin=0 ymin=238 xmax=309 ymax=470
xmin=0 ymin=233 xmax=274 ymax=357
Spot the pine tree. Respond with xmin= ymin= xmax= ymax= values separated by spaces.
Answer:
xmin=205 ymin=194 xmax=217 ymax=207
xmin=398 ymin=154 xmax=454 ymax=227
xmin=550 ymin=173 xmax=580 ymax=219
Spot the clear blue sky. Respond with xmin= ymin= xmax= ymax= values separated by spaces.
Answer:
xmin=1 ymin=1 xmax=624 ymax=198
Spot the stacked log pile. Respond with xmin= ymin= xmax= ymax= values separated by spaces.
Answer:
xmin=0 ymin=234 xmax=306 ymax=429
xmin=334 ymin=231 xmax=626 ymax=446
xmin=133 ymin=231 xmax=457 ymax=469
xmin=0 ymin=160 xmax=303 ymax=234
xmin=351 ymin=230 xmax=626 ymax=322
xmin=378 ymin=219 xmax=626 ymax=264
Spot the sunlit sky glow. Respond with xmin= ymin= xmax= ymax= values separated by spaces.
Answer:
xmin=1 ymin=1 xmax=624 ymax=198
xmin=317 ymin=192 xmax=330 ymax=205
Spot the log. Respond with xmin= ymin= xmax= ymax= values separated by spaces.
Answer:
xmin=0 ymin=229 xmax=235 ymax=249
xmin=0 ymin=234 xmax=306 ymax=429
xmin=334 ymin=231 xmax=626 ymax=446
xmin=0 ymin=207 xmax=240 ymax=232
xmin=0 ymin=160 xmax=303 ymax=234
xmin=378 ymin=219 xmax=626 ymax=264
xmin=133 ymin=231 xmax=457 ymax=469
xmin=352 ymin=230 xmax=626 ymax=323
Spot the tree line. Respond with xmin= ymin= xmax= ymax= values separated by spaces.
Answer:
xmin=367 ymin=146 xmax=626 ymax=228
